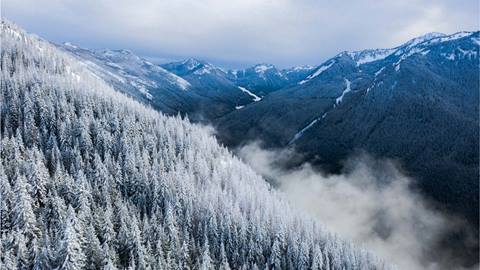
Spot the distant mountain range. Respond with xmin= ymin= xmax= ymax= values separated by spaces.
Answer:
xmin=60 ymin=44 xmax=314 ymax=121
xmin=226 ymin=64 xmax=315 ymax=96
xmin=216 ymin=31 xmax=480 ymax=226
xmin=60 ymin=30 xmax=479 ymax=228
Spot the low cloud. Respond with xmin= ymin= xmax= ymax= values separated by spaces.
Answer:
xmin=237 ymin=142 xmax=478 ymax=270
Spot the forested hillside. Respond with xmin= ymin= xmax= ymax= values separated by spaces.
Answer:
xmin=0 ymin=20 xmax=391 ymax=269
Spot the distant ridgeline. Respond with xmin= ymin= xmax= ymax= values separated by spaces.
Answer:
xmin=216 ymin=30 xmax=480 ymax=226
xmin=0 ymin=20 xmax=392 ymax=269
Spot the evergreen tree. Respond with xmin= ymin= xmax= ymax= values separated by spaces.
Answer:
xmin=58 ymin=206 xmax=86 ymax=270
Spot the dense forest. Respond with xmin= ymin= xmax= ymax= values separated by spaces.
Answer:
xmin=0 ymin=21 xmax=392 ymax=269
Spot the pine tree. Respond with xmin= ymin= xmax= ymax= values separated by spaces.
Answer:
xmin=218 ymin=241 xmax=231 ymax=270
xmin=269 ymin=234 xmax=282 ymax=269
xmin=310 ymin=244 xmax=324 ymax=270
xmin=58 ymin=206 xmax=86 ymax=270
xmin=198 ymin=232 xmax=213 ymax=270
xmin=12 ymin=173 xmax=38 ymax=239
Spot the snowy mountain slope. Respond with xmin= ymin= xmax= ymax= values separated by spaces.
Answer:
xmin=61 ymin=46 xmax=253 ymax=121
xmin=0 ymin=19 xmax=392 ymax=270
xmin=216 ymin=31 xmax=480 ymax=227
xmin=59 ymin=43 xmax=200 ymax=114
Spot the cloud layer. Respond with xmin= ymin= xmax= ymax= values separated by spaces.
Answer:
xmin=3 ymin=0 xmax=478 ymax=67
xmin=237 ymin=143 xmax=478 ymax=270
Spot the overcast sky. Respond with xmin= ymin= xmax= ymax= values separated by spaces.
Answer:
xmin=3 ymin=0 xmax=479 ymax=68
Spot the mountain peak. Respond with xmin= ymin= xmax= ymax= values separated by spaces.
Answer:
xmin=181 ymin=57 xmax=205 ymax=70
xmin=401 ymin=32 xmax=447 ymax=49
xmin=254 ymin=63 xmax=275 ymax=73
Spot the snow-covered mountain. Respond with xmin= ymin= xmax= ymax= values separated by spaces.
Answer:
xmin=1 ymin=19 xmax=391 ymax=270
xmin=60 ymin=42 xmax=191 ymax=104
xmin=216 ymin=30 xmax=480 ymax=230
xmin=227 ymin=64 xmax=315 ymax=96
xmin=61 ymin=46 xmax=254 ymax=121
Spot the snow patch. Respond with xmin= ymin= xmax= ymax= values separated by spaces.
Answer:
xmin=290 ymin=65 xmax=314 ymax=71
xmin=375 ymin=67 xmax=386 ymax=77
xmin=444 ymin=53 xmax=455 ymax=61
xmin=168 ymin=74 xmax=191 ymax=90
xmin=105 ymin=62 xmax=123 ymax=69
xmin=193 ymin=66 xmax=212 ymax=75
xmin=182 ymin=58 xmax=201 ymax=70
xmin=348 ymin=49 xmax=395 ymax=66
xmin=472 ymin=37 xmax=480 ymax=46
xmin=395 ymin=32 xmax=446 ymax=56
xmin=235 ymin=105 xmax=245 ymax=110
xmin=336 ymin=79 xmax=352 ymax=105
xmin=289 ymin=118 xmax=319 ymax=144
xmin=299 ymin=61 xmax=335 ymax=84
xmin=254 ymin=64 xmax=272 ymax=73
xmin=457 ymin=48 xmax=478 ymax=59
xmin=63 ymin=42 xmax=78 ymax=49
xmin=238 ymin=86 xmax=261 ymax=102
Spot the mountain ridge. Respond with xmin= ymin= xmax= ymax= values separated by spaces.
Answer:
xmin=215 ymin=30 xmax=480 ymax=230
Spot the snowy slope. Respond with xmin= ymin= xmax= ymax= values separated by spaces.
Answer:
xmin=61 ymin=47 xmax=253 ymax=120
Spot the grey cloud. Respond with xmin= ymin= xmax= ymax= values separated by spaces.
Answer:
xmin=3 ymin=0 xmax=478 ymax=68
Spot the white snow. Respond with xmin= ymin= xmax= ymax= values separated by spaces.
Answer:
xmin=420 ymin=50 xmax=430 ymax=55
xmin=238 ymin=86 xmax=261 ymax=102
xmin=235 ymin=105 xmax=245 ymax=110
xmin=182 ymin=58 xmax=201 ymax=70
xmin=472 ymin=37 xmax=480 ymax=46
xmin=348 ymin=49 xmax=395 ymax=66
xmin=254 ymin=64 xmax=272 ymax=73
xmin=63 ymin=42 xmax=78 ymax=49
xmin=193 ymin=66 xmax=212 ymax=75
xmin=457 ymin=47 xmax=478 ymax=59
xmin=437 ymin=31 xmax=472 ymax=42
xmin=392 ymin=47 xmax=430 ymax=72
xmin=375 ymin=67 xmax=386 ymax=77
xmin=290 ymin=79 xmax=352 ymax=144
xmin=128 ymin=80 xmax=153 ymax=100
xmin=105 ymin=62 xmax=123 ymax=69
xmin=291 ymin=65 xmax=314 ymax=71
xmin=336 ymin=79 xmax=352 ymax=105
xmin=299 ymin=61 xmax=335 ymax=84
xmin=169 ymin=74 xmax=191 ymax=90
xmin=5 ymin=27 xmax=22 ymax=40
xmin=418 ymin=32 xmax=473 ymax=48
xmin=289 ymin=118 xmax=319 ymax=144
xmin=444 ymin=53 xmax=456 ymax=61
xmin=441 ymin=47 xmax=478 ymax=61
xmin=395 ymin=32 xmax=446 ymax=56
xmin=84 ymin=60 xmax=126 ymax=83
